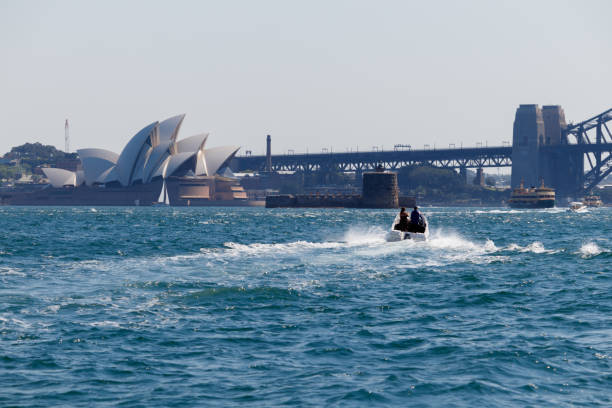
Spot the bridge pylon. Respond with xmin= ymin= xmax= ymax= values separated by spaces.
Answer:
xmin=511 ymin=104 xmax=589 ymax=199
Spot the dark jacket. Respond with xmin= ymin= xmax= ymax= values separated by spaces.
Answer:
xmin=410 ymin=210 xmax=421 ymax=225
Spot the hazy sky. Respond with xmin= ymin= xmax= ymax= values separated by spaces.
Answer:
xmin=1 ymin=0 xmax=611 ymax=157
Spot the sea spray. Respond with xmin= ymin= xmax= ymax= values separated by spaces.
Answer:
xmin=578 ymin=241 xmax=608 ymax=258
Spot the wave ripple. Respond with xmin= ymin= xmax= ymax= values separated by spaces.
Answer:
xmin=0 ymin=206 xmax=610 ymax=407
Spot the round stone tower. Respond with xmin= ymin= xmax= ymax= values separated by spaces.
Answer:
xmin=361 ymin=171 xmax=399 ymax=208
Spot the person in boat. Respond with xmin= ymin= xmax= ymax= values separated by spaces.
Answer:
xmin=408 ymin=206 xmax=426 ymax=233
xmin=394 ymin=207 xmax=410 ymax=231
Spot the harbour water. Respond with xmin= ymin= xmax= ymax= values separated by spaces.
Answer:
xmin=0 ymin=206 xmax=610 ymax=406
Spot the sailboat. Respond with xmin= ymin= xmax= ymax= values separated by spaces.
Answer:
xmin=153 ymin=179 xmax=170 ymax=206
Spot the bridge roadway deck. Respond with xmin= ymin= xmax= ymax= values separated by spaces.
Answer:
xmin=233 ymin=146 xmax=513 ymax=172
xmin=232 ymin=144 xmax=612 ymax=173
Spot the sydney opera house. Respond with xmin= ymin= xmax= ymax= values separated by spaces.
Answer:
xmin=7 ymin=115 xmax=252 ymax=206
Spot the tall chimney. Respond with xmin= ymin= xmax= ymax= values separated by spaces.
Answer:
xmin=266 ymin=134 xmax=272 ymax=172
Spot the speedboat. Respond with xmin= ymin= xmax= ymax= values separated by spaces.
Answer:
xmin=385 ymin=213 xmax=429 ymax=242
xmin=567 ymin=202 xmax=587 ymax=213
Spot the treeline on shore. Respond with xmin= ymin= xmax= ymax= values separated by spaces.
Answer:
xmin=1 ymin=143 xmax=78 ymax=181
xmin=4 ymin=142 xmax=610 ymax=205
xmin=271 ymin=165 xmax=510 ymax=205
xmin=397 ymin=166 xmax=508 ymax=205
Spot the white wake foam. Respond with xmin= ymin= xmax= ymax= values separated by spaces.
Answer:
xmin=506 ymin=241 xmax=560 ymax=254
xmin=88 ymin=320 xmax=121 ymax=328
xmin=341 ymin=225 xmax=387 ymax=246
xmin=474 ymin=209 xmax=522 ymax=214
xmin=426 ymin=230 xmax=498 ymax=253
xmin=203 ymin=226 xmax=388 ymax=258
xmin=66 ymin=226 xmax=512 ymax=279
xmin=578 ymin=242 xmax=608 ymax=258
xmin=223 ymin=240 xmax=344 ymax=255
xmin=0 ymin=267 xmax=26 ymax=277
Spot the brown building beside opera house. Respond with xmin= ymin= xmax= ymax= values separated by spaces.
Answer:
xmin=3 ymin=115 xmax=257 ymax=207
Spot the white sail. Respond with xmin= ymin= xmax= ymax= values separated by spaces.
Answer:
xmin=157 ymin=180 xmax=165 ymax=203
xmin=164 ymin=181 xmax=170 ymax=205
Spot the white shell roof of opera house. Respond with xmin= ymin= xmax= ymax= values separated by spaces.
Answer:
xmin=42 ymin=115 xmax=240 ymax=187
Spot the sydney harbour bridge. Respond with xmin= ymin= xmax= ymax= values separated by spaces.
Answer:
xmin=232 ymin=106 xmax=612 ymax=198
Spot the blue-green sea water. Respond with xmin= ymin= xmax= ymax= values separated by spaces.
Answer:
xmin=0 ymin=206 xmax=610 ymax=407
